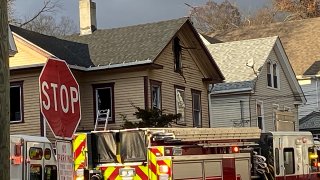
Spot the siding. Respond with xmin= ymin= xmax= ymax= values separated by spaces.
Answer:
xmin=10 ymin=36 xmax=48 ymax=67
xmin=253 ymin=49 xmax=298 ymax=131
xmin=298 ymin=78 xmax=319 ymax=119
xmin=210 ymin=95 xmax=251 ymax=128
xmin=10 ymin=69 xmax=42 ymax=136
xmin=149 ymin=27 xmax=211 ymax=127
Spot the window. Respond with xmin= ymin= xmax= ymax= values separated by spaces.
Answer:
xmin=192 ymin=90 xmax=201 ymax=127
xmin=93 ymin=83 xmax=115 ymax=123
xmin=173 ymin=37 xmax=182 ymax=72
xmin=275 ymin=148 xmax=280 ymax=175
xmin=29 ymin=147 xmax=43 ymax=160
xmin=10 ymin=81 xmax=23 ymax=123
xmin=175 ymin=86 xmax=185 ymax=125
xmin=283 ymin=148 xmax=295 ymax=174
xmin=256 ymin=101 xmax=264 ymax=131
xmin=267 ymin=61 xmax=279 ymax=88
xmin=44 ymin=165 xmax=57 ymax=180
xmin=30 ymin=164 xmax=42 ymax=180
xmin=150 ymin=80 xmax=161 ymax=109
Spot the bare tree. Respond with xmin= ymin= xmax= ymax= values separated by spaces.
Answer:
xmin=273 ymin=0 xmax=320 ymax=20
xmin=9 ymin=0 xmax=77 ymax=36
xmin=187 ymin=0 xmax=241 ymax=34
xmin=243 ymin=7 xmax=278 ymax=26
xmin=0 ymin=0 xmax=10 ymax=179
xmin=22 ymin=14 xmax=77 ymax=36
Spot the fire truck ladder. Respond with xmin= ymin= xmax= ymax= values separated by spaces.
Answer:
xmin=148 ymin=127 xmax=261 ymax=147
xmin=94 ymin=109 xmax=110 ymax=131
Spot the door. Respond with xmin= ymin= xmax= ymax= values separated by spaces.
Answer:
xmin=283 ymin=148 xmax=295 ymax=178
xmin=26 ymin=142 xmax=44 ymax=180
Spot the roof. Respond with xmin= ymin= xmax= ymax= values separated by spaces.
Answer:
xmin=10 ymin=18 xmax=188 ymax=68
xmin=214 ymin=17 xmax=320 ymax=76
xmin=207 ymin=36 xmax=278 ymax=92
xmin=299 ymin=111 xmax=320 ymax=130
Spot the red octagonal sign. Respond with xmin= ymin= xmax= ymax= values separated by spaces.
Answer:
xmin=39 ymin=58 xmax=81 ymax=139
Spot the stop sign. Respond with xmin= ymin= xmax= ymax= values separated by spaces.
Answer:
xmin=39 ymin=58 xmax=81 ymax=139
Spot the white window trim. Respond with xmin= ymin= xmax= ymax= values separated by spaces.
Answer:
xmin=256 ymin=100 xmax=265 ymax=132
xmin=267 ymin=60 xmax=280 ymax=90
xmin=10 ymin=84 xmax=23 ymax=123
xmin=95 ymin=87 xmax=113 ymax=122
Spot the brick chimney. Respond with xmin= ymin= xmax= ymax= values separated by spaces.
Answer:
xmin=79 ymin=0 xmax=97 ymax=35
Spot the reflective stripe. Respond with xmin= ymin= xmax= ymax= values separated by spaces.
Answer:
xmin=73 ymin=133 xmax=87 ymax=171
xmin=148 ymin=146 xmax=171 ymax=180
xmin=101 ymin=165 xmax=148 ymax=180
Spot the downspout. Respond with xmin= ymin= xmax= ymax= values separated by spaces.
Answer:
xmin=208 ymin=91 xmax=212 ymax=128
xmin=249 ymin=93 xmax=252 ymax=127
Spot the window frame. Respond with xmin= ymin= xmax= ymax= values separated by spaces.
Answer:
xmin=173 ymin=37 xmax=182 ymax=73
xmin=283 ymin=148 xmax=295 ymax=175
xmin=191 ymin=89 xmax=202 ymax=127
xmin=266 ymin=60 xmax=280 ymax=89
xmin=175 ymin=85 xmax=186 ymax=125
xmin=10 ymin=81 xmax=24 ymax=123
xmin=92 ymin=83 xmax=115 ymax=124
xmin=256 ymin=100 xmax=265 ymax=132
xmin=150 ymin=80 xmax=162 ymax=110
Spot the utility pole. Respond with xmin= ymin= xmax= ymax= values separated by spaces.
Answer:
xmin=0 ymin=0 xmax=10 ymax=179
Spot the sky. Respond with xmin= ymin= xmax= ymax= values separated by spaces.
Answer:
xmin=12 ymin=0 xmax=270 ymax=30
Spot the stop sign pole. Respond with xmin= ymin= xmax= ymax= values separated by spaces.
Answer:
xmin=39 ymin=58 xmax=81 ymax=140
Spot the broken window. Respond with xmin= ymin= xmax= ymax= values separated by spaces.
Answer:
xmin=10 ymin=82 xmax=23 ymax=123
xmin=173 ymin=37 xmax=182 ymax=72
xmin=93 ymin=83 xmax=114 ymax=123
xmin=150 ymin=80 xmax=161 ymax=109
xmin=175 ymin=86 xmax=185 ymax=124
xmin=256 ymin=101 xmax=264 ymax=132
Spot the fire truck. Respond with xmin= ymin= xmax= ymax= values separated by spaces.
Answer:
xmin=72 ymin=127 xmax=320 ymax=180
xmin=10 ymin=135 xmax=58 ymax=180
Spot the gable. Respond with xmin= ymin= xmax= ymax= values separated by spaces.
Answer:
xmin=10 ymin=34 xmax=49 ymax=68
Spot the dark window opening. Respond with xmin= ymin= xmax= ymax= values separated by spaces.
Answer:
xmin=192 ymin=91 xmax=201 ymax=127
xmin=93 ymin=83 xmax=115 ymax=124
xmin=267 ymin=62 xmax=272 ymax=87
xmin=273 ymin=63 xmax=278 ymax=88
xmin=173 ymin=37 xmax=182 ymax=72
xmin=10 ymin=83 xmax=23 ymax=122
xmin=257 ymin=103 xmax=263 ymax=131
xmin=30 ymin=164 xmax=42 ymax=180
xmin=44 ymin=165 xmax=57 ymax=180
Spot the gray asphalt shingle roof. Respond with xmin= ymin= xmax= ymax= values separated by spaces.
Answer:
xmin=207 ymin=36 xmax=278 ymax=92
xmin=11 ymin=18 xmax=188 ymax=68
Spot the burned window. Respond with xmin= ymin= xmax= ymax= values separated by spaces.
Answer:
xmin=93 ymin=83 xmax=114 ymax=123
xmin=173 ymin=37 xmax=182 ymax=72
xmin=10 ymin=82 xmax=23 ymax=123
xmin=150 ymin=80 xmax=161 ymax=109
xmin=175 ymin=86 xmax=186 ymax=125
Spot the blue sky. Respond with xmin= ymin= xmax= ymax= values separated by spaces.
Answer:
xmin=13 ymin=0 xmax=270 ymax=29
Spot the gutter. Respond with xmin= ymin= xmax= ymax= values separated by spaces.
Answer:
xmin=209 ymin=87 xmax=253 ymax=96
xmin=10 ymin=59 xmax=153 ymax=71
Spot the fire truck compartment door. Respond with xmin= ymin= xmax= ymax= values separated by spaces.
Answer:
xmin=26 ymin=142 xmax=44 ymax=180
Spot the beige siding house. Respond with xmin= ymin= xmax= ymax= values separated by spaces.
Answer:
xmin=207 ymin=37 xmax=305 ymax=132
xmin=9 ymin=17 xmax=224 ymax=138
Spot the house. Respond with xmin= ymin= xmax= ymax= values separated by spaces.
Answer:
xmin=212 ymin=17 xmax=320 ymax=133
xmin=8 ymin=0 xmax=224 ymax=138
xmin=206 ymin=36 xmax=305 ymax=132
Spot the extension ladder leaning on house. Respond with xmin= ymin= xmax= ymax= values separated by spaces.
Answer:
xmin=94 ymin=109 xmax=110 ymax=131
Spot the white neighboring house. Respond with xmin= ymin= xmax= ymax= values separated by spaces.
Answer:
xmin=206 ymin=36 xmax=305 ymax=132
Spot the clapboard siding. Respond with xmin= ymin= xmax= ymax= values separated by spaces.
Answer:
xmin=10 ymin=35 xmax=48 ymax=67
xmin=210 ymin=95 xmax=250 ymax=128
xmin=253 ymin=49 xmax=298 ymax=131
xmin=149 ymin=28 xmax=211 ymax=127
xmin=298 ymin=78 xmax=318 ymax=119
xmin=76 ymin=70 xmax=146 ymax=130
xmin=10 ymin=70 xmax=42 ymax=136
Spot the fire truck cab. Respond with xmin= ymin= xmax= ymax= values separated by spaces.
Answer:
xmin=10 ymin=135 xmax=57 ymax=180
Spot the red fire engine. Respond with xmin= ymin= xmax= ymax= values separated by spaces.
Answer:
xmin=73 ymin=127 xmax=320 ymax=180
